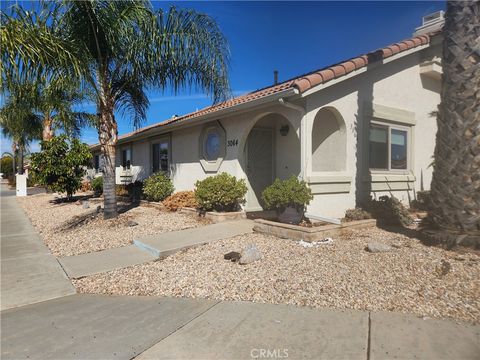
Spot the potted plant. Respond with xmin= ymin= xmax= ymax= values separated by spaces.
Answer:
xmin=262 ymin=176 xmax=313 ymax=224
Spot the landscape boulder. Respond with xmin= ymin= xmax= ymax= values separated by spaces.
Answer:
xmin=224 ymin=251 xmax=241 ymax=262
xmin=127 ymin=220 xmax=138 ymax=227
xmin=239 ymin=244 xmax=262 ymax=265
xmin=366 ymin=242 xmax=393 ymax=253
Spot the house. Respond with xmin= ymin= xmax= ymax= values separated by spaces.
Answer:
xmin=89 ymin=13 xmax=444 ymax=218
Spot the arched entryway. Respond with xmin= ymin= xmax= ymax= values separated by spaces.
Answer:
xmin=243 ymin=113 xmax=300 ymax=211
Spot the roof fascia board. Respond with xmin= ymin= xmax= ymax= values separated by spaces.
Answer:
xmin=299 ymin=43 xmax=431 ymax=98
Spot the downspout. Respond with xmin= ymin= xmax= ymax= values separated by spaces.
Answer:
xmin=278 ymin=98 xmax=307 ymax=180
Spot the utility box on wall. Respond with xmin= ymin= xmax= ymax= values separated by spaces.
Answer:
xmin=16 ymin=174 xmax=27 ymax=197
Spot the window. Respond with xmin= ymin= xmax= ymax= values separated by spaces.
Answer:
xmin=94 ymin=154 xmax=103 ymax=173
xmin=152 ymin=140 xmax=169 ymax=174
xmin=122 ymin=148 xmax=131 ymax=170
xmin=369 ymin=123 xmax=409 ymax=171
xmin=199 ymin=123 xmax=226 ymax=172
xmin=205 ymin=131 xmax=221 ymax=161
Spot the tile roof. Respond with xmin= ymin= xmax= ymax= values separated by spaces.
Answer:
xmin=97 ymin=31 xmax=439 ymax=145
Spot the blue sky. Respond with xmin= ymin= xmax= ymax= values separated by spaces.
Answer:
xmin=1 ymin=1 xmax=445 ymax=154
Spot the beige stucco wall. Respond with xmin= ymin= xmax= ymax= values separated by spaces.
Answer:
xmin=110 ymin=41 xmax=441 ymax=219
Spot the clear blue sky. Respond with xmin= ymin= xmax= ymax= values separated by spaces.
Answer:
xmin=1 ymin=1 xmax=445 ymax=154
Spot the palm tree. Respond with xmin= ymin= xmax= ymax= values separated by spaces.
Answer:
xmin=1 ymin=1 xmax=230 ymax=219
xmin=0 ymin=101 xmax=42 ymax=175
xmin=429 ymin=1 xmax=480 ymax=244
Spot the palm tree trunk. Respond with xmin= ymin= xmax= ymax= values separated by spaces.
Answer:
xmin=17 ymin=143 xmax=24 ymax=175
xmin=42 ymin=116 xmax=54 ymax=141
xmin=11 ymin=143 xmax=17 ymax=174
xmin=428 ymin=1 xmax=480 ymax=243
xmin=99 ymin=106 xmax=118 ymax=219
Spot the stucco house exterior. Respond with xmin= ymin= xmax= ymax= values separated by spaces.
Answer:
xmin=90 ymin=15 xmax=443 ymax=219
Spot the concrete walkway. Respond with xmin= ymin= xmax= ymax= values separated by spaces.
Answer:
xmin=2 ymin=294 xmax=479 ymax=360
xmin=134 ymin=219 xmax=254 ymax=257
xmin=0 ymin=185 xmax=75 ymax=310
xmin=59 ymin=219 xmax=254 ymax=278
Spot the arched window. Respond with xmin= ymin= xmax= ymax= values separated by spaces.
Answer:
xmin=311 ymin=107 xmax=346 ymax=172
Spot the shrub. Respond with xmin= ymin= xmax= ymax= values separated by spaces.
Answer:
xmin=126 ymin=181 xmax=143 ymax=201
xmin=7 ymin=174 xmax=15 ymax=187
xmin=116 ymin=184 xmax=129 ymax=197
xmin=410 ymin=191 xmax=432 ymax=211
xmin=195 ymin=172 xmax=247 ymax=212
xmin=80 ymin=180 xmax=92 ymax=192
xmin=0 ymin=156 xmax=14 ymax=178
xmin=163 ymin=191 xmax=198 ymax=211
xmin=365 ymin=195 xmax=414 ymax=227
xmin=345 ymin=208 xmax=372 ymax=221
xmin=91 ymin=176 xmax=103 ymax=195
xmin=143 ymin=173 xmax=174 ymax=202
xmin=262 ymin=176 xmax=313 ymax=212
xmin=30 ymin=135 xmax=92 ymax=199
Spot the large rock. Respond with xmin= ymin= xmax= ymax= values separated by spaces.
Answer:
xmin=366 ymin=242 xmax=393 ymax=253
xmin=224 ymin=251 xmax=241 ymax=262
xmin=239 ymin=245 xmax=262 ymax=265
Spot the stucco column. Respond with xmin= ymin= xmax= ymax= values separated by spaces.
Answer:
xmin=299 ymin=112 xmax=308 ymax=180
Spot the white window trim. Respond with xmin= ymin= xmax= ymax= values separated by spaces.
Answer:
xmin=369 ymin=120 xmax=412 ymax=175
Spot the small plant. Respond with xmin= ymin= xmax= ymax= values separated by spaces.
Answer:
xmin=262 ymin=176 xmax=313 ymax=212
xmin=163 ymin=191 xmax=198 ymax=211
xmin=126 ymin=180 xmax=143 ymax=201
xmin=116 ymin=184 xmax=129 ymax=197
xmin=80 ymin=180 xmax=92 ymax=192
xmin=195 ymin=172 xmax=247 ymax=212
xmin=29 ymin=135 xmax=92 ymax=200
xmin=143 ymin=173 xmax=174 ymax=202
xmin=365 ymin=195 xmax=414 ymax=227
xmin=410 ymin=191 xmax=432 ymax=211
xmin=91 ymin=176 xmax=103 ymax=195
xmin=345 ymin=208 xmax=372 ymax=221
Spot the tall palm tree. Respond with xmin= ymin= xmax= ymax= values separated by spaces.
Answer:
xmin=1 ymin=1 xmax=230 ymax=219
xmin=0 ymin=101 xmax=42 ymax=175
xmin=429 ymin=1 xmax=480 ymax=243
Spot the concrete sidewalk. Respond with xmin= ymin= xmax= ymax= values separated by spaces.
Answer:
xmin=2 ymin=294 xmax=479 ymax=360
xmin=0 ymin=185 xmax=75 ymax=310
xmin=59 ymin=219 xmax=253 ymax=278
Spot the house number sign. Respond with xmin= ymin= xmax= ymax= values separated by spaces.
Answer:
xmin=227 ymin=139 xmax=239 ymax=147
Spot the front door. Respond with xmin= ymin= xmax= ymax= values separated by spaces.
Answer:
xmin=245 ymin=128 xmax=274 ymax=211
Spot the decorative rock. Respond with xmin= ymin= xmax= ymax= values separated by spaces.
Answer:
xmin=224 ymin=251 xmax=241 ymax=262
xmin=239 ymin=244 xmax=262 ymax=265
xmin=82 ymin=200 xmax=90 ymax=209
xmin=127 ymin=220 xmax=138 ymax=227
xmin=366 ymin=242 xmax=393 ymax=253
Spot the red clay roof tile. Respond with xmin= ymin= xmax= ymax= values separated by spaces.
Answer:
xmin=104 ymin=31 xmax=440 ymax=144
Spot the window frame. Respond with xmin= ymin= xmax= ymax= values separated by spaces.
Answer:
xmin=369 ymin=120 xmax=411 ymax=173
xmin=150 ymin=135 xmax=171 ymax=176
xmin=121 ymin=147 xmax=132 ymax=170
xmin=199 ymin=122 xmax=226 ymax=173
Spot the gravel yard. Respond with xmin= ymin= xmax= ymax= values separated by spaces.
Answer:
xmin=17 ymin=193 xmax=207 ymax=257
xmin=73 ymin=227 xmax=480 ymax=324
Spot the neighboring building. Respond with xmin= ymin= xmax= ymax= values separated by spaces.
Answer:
xmin=90 ymin=14 xmax=443 ymax=218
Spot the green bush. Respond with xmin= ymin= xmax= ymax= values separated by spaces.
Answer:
xmin=30 ymin=135 xmax=92 ymax=199
xmin=91 ymin=176 xmax=103 ymax=195
xmin=143 ymin=173 xmax=174 ymax=202
xmin=262 ymin=176 xmax=313 ymax=211
xmin=0 ymin=156 xmax=14 ymax=178
xmin=365 ymin=195 xmax=414 ymax=227
xmin=195 ymin=172 xmax=247 ymax=212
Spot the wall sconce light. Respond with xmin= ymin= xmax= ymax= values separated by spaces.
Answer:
xmin=279 ymin=124 xmax=289 ymax=136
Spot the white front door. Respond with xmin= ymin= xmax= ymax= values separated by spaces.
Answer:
xmin=245 ymin=128 xmax=274 ymax=211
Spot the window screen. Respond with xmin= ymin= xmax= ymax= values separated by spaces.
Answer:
xmin=369 ymin=125 xmax=388 ymax=169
